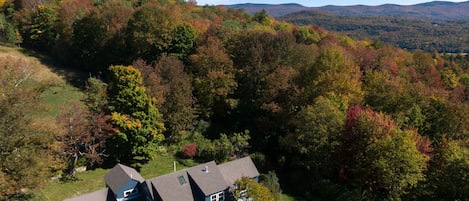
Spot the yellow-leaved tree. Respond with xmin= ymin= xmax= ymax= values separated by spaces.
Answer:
xmin=106 ymin=65 xmax=165 ymax=167
xmin=234 ymin=178 xmax=275 ymax=201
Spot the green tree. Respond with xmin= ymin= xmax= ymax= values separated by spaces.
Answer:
xmin=423 ymin=97 xmax=469 ymax=140
xmin=413 ymin=50 xmax=434 ymax=74
xmin=304 ymin=45 xmax=363 ymax=107
xmin=253 ymin=9 xmax=271 ymax=26
xmin=169 ymin=23 xmax=196 ymax=61
xmin=72 ymin=13 xmax=109 ymax=70
xmin=293 ymin=26 xmax=323 ymax=45
xmin=260 ymin=171 xmax=282 ymax=201
xmin=84 ymin=77 xmax=108 ymax=114
xmin=282 ymin=96 xmax=344 ymax=177
xmin=72 ymin=0 xmax=133 ymax=70
xmin=28 ymin=3 xmax=58 ymax=49
xmin=156 ymin=56 xmax=196 ymax=142
xmin=53 ymin=0 xmax=92 ymax=62
xmin=125 ymin=3 xmax=175 ymax=62
xmin=363 ymin=71 xmax=427 ymax=129
xmin=230 ymin=130 xmax=251 ymax=158
xmin=55 ymin=0 xmax=92 ymax=46
xmin=425 ymin=140 xmax=469 ymax=200
xmin=441 ymin=68 xmax=459 ymax=89
xmin=0 ymin=13 xmax=21 ymax=44
xmin=190 ymin=36 xmax=237 ymax=119
xmin=402 ymin=138 xmax=468 ymax=201
xmin=188 ymin=130 xmax=250 ymax=163
xmin=106 ymin=65 xmax=165 ymax=167
xmin=341 ymin=106 xmax=428 ymax=200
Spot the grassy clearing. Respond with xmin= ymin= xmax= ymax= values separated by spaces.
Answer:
xmin=32 ymin=154 xmax=194 ymax=201
xmin=0 ymin=46 xmax=62 ymax=85
xmin=280 ymin=193 xmax=297 ymax=201
xmin=39 ymin=83 xmax=85 ymax=118
xmin=0 ymin=45 xmax=85 ymax=118
xmin=33 ymin=168 xmax=108 ymax=201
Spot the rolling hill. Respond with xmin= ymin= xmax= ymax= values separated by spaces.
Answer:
xmin=317 ymin=1 xmax=469 ymax=21
xmin=223 ymin=1 xmax=469 ymax=20
xmin=223 ymin=3 xmax=309 ymax=17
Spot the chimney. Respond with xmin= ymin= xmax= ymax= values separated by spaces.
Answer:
xmin=204 ymin=165 xmax=209 ymax=173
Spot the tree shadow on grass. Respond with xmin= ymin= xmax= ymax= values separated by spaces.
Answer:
xmin=19 ymin=48 xmax=91 ymax=90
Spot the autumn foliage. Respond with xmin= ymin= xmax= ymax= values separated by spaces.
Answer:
xmin=1 ymin=1 xmax=469 ymax=200
xmin=182 ymin=143 xmax=197 ymax=158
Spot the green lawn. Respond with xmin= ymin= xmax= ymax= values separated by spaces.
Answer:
xmin=0 ymin=45 xmax=85 ymax=119
xmin=280 ymin=193 xmax=297 ymax=201
xmin=32 ymin=155 xmax=194 ymax=201
xmin=39 ymin=83 xmax=85 ymax=118
xmin=33 ymin=168 xmax=108 ymax=201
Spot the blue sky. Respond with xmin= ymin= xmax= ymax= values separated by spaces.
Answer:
xmin=196 ymin=0 xmax=468 ymax=7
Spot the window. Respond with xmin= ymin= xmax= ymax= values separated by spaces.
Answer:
xmin=210 ymin=191 xmax=224 ymax=201
xmin=240 ymin=189 xmax=248 ymax=198
xmin=123 ymin=189 xmax=137 ymax=197
xmin=178 ymin=175 xmax=187 ymax=186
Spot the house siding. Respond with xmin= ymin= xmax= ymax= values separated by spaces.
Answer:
xmin=116 ymin=179 xmax=140 ymax=200
xmin=188 ymin=174 xmax=205 ymax=201
xmin=252 ymin=176 xmax=259 ymax=182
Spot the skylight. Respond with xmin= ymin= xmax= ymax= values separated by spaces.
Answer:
xmin=178 ymin=175 xmax=187 ymax=186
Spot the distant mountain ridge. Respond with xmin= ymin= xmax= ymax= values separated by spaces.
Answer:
xmin=223 ymin=1 xmax=469 ymax=20
xmin=223 ymin=3 xmax=309 ymax=17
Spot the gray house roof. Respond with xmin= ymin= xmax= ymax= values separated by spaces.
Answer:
xmin=219 ymin=156 xmax=260 ymax=185
xmin=186 ymin=161 xmax=229 ymax=196
xmin=147 ymin=171 xmax=194 ymax=201
xmin=104 ymin=164 xmax=145 ymax=194
xmin=62 ymin=157 xmax=259 ymax=201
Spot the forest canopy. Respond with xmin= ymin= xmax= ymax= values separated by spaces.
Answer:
xmin=1 ymin=0 xmax=469 ymax=200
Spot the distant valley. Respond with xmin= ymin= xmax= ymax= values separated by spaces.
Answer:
xmin=279 ymin=10 xmax=469 ymax=53
xmin=224 ymin=1 xmax=469 ymax=53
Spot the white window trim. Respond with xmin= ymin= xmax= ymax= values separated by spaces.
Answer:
xmin=210 ymin=191 xmax=225 ymax=201
xmin=123 ymin=188 xmax=138 ymax=198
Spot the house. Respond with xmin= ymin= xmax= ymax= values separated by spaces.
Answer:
xmin=104 ymin=164 xmax=146 ymax=201
xmin=63 ymin=156 xmax=260 ymax=201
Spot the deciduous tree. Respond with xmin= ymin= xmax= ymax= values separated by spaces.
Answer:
xmin=125 ymin=3 xmax=175 ymax=62
xmin=340 ymin=106 xmax=428 ymax=200
xmin=282 ymin=96 xmax=344 ymax=177
xmin=0 ymin=56 xmax=62 ymax=199
xmin=234 ymin=177 xmax=275 ymax=201
xmin=106 ymin=65 xmax=165 ymax=167
xmin=190 ymin=36 xmax=237 ymax=119
xmin=57 ymin=102 xmax=115 ymax=177
xmin=156 ymin=56 xmax=196 ymax=142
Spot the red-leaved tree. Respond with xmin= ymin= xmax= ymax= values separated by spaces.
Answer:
xmin=182 ymin=143 xmax=197 ymax=158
